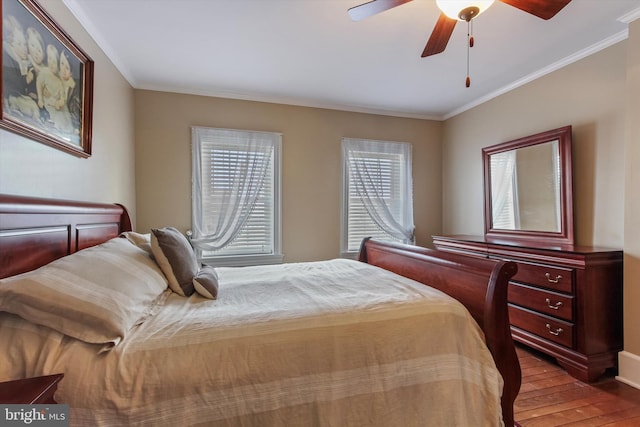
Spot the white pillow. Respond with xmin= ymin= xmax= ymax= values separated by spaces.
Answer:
xmin=0 ymin=237 xmax=168 ymax=349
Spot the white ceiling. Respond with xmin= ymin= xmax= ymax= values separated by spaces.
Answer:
xmin=63 ymin=0 xmax=640 ymax=120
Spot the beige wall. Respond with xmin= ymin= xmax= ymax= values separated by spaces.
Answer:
xmin=442 ymin=36 xmax=638 ymax=383
xmin=622 ymin=19 xmax=640 ymax=385
xmin=0 ymin=1 xmax=136 ymax=218
xmin=442 ymin=41 xmax=627 ymax=247
xmin=134 ymin=91 xmax=442 ymax=262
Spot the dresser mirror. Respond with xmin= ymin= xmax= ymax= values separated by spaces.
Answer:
xmin=483 ymin=125 xmax=574 ymax=245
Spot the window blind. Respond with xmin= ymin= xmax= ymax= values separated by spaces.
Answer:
xmin=342 ymin=138 xmax=414 ymax=254
xmin=200 ymin=144 xmax=274 ymax=256
xmin=192 ymin=127 xmax=282 ymax=265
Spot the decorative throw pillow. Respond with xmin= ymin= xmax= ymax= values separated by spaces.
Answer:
xmin=193 ymin=265 xmax=219 ymax=299
xmin=150 ymin=227 xmax=198 ymax=296
xmin=0 ymin=237 xmax=168 ymax=349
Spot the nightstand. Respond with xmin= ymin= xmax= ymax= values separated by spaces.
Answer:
xmin=0 ymin=374 xmax=64 ymax=404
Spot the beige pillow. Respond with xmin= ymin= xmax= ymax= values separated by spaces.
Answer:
xmin=0 ymin=238 xmax=168 ymax=349
xmin=193 ymin=265 xmax=219 ymax=299
xmin=150 ymin=227 xmax=199 ymax=296
xmin=119 ymin=231 xmax=152 ymax=255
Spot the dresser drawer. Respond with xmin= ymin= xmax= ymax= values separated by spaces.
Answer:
xmin=508 ymin=282 xmax=574 ymax=321
xmin=511 ymin=261 xmax=574 ymax=293
xmin=509 ymin=304 xmax=574 ymax=348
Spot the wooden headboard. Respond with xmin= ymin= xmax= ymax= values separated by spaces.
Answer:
xmin=0 ymin=194 xmax=132 ymax=279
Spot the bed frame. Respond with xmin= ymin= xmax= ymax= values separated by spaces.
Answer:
xmin=0 ymin=194 xmax=521 ymax=426
xmin=359 ymin=237 xmax=521 ymax=426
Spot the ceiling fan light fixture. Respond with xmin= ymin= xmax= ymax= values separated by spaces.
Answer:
xmin=436 ymin=0 xmax=495 ymax=21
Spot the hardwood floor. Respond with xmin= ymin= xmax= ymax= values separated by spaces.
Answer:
xmin=515 ymin=344 xmax=640 ymax=426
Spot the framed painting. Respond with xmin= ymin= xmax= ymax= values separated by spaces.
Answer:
xmin=1 ymin=0 xmax=93 ymax=157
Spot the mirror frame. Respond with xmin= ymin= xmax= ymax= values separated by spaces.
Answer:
xmin=483 ymin=125 xmax=574 ymax=246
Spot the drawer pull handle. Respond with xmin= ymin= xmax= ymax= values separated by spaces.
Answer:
xmin=545 ymin=273 xmax=562 ymax=284
xmin=545 ymin=298 xmax=563 ymax=310
xmin=545 ymin=323 xmax=564 ymax=336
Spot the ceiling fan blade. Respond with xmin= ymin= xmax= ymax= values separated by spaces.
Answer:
xmin=499 ymin=0 xmax=571 ymax=20
xmin=348 ymin=0 xmax=414 ymax=22
xmin=421 ymin=13 xmax=457 ymax=57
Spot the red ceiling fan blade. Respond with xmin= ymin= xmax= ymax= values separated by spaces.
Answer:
xmin=348 ymin=0 xmax=414 ymax=22
xmin=421 ymin=13 xmax=457 ymax=57
xmin=499 ymin=0 xmax=571 ymax=20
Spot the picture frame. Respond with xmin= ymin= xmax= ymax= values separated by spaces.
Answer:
xmin=1 ymin=0 xmax=93 ymax=157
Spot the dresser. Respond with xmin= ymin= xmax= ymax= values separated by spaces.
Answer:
xmin=432 ymin=235 xmax=623 ymax=382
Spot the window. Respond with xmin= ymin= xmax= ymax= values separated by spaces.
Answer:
xmin=191 ymin=127 xmax=282 ymax=266
xmin=341 ymin=138 xmax=414 ymax=256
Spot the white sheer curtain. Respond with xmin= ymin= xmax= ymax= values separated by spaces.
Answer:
xmin=191 ymin=127 xmax=277 ymax=252
xmin=490 ymin=150 xmax=519 ymax=229
xmin=343 ymin=138 xmax=415 ymax=244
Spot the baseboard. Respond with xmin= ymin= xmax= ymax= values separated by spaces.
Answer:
xmin=616 ymin=351 xmax=640 ymax=390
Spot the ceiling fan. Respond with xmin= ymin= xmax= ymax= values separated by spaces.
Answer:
xmin=348 ymin=0 xmax=572 ymax=86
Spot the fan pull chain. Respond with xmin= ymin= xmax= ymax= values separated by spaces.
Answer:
xmin=469 ymin=19 xmax=475 ymax=48
xmin=466 ymin=20 xmax=472 ymax=88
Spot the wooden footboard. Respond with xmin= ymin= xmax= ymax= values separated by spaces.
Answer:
xmin=359 ymin=237 xmax=521 ymax=427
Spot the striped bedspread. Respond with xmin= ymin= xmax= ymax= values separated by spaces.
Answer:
xmin=0 ymin=259 xmax=504 ymax=426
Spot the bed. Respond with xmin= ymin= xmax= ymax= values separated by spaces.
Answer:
xmin=0 ymin=194 xmax=521 ymax=426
